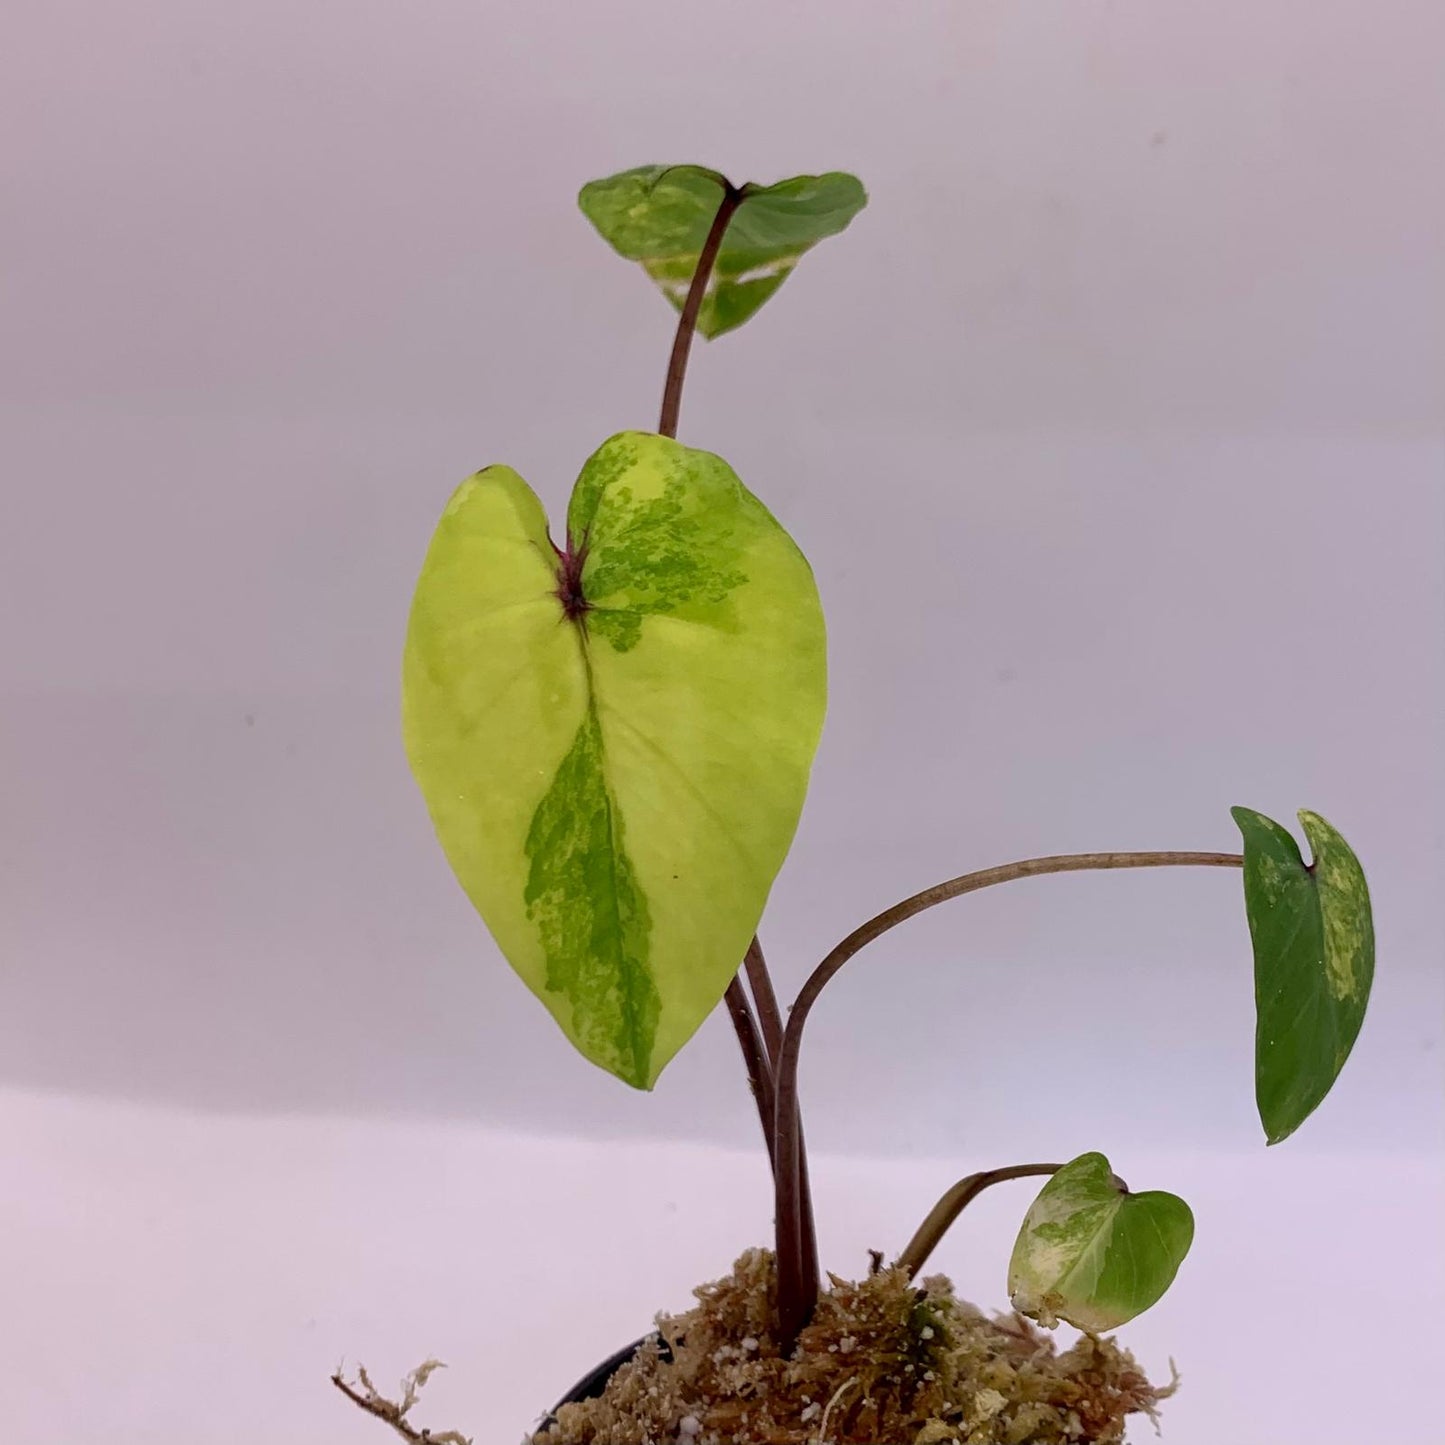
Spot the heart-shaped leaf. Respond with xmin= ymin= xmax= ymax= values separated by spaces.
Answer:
xmin=578 ymin=165 xmax=867 ymax=337
xmin=1008 ymin=1152 xmax=1194 ymax=1333
xmin=1232 ymin=807 xmax=1374 ymax=1144
xmin=402 ymin=432 xmax=826 ymax=1089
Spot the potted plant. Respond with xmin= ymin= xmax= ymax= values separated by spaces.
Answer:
xmin=335 ymin=165 xmax=1374 ymax=1444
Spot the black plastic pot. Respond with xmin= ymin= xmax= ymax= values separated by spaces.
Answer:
xmin=533 ymin=1334 xmax=668 ymax=1437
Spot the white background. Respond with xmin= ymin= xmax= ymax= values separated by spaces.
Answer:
xmin=2 ymin=1 xmax=1442 ymax=1441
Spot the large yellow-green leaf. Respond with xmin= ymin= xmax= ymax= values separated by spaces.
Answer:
xmin=1008 ymin=1153 xmax=1194 ymax=1333
xmin=578 ymin=165 xmax=867 ymax=337
xmin=402 ymin=432 xmax=826 ymax=1088
xmin=1232 ymin=807 xmax=1374 ymax=1144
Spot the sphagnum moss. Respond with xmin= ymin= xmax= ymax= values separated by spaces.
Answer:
xmin=533 ymin=1251 xmax=1170 ymax=1445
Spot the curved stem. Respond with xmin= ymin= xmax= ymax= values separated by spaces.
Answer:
xmin=744 ymin=936 xmax=784 ymax=1061
xmin=724 ymin=975 xmax=776 ymax=1170
xmin=657 ymin=181 xmax=743 ymax=439
xmin=771 ymin=849 xmax=1243 ymax=1346
xmin=896 ymin=1161 xmax=1127 ymax=1279
xmin=744 ymin=938 xmax=819 ymax=1299
xmin=897 ymin=1164 xmax=1062 ymax=1279
xmin=727 ymin=942 xmax=819 ymax=1299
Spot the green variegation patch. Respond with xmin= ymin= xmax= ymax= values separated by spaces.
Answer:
xmin=523 ymin=711 xmax=658 ymax=1085
xmin=1232 ymin=807 xmax=1374 ymax=1144
xmin=403 ymin=432 xmax=826 ymax=1088
xmin=1008 ymin=1153 xmax=1194 ymax=1334
xmin=578 ymin=165 xmax=867 ymax=337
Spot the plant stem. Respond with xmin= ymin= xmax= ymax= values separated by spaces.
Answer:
xmin=896 ymin=1164 xmax=1064 ymax=1279
xmin=745 ymin=938 xmax=820 ymax=1299
xmin=771 ymin=849 xmax=1244 ymax=1346
xmin=657 ymin=181 xmax=743 ymax=439
xmin=743 ymin=936 xmax=785 ymax=1058
xmin=646 ymin=180 xmax=814 ymax=1285
xmin=895 ymin=1161 xmax=1124 ymax=1278
xmin=724 ymin=975 xmax=777 ymax=1170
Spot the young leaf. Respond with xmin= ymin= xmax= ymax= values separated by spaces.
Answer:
xmin=1231 ymin=807 xmax=1374 ymax=1144
xmin=402 ymin=432 xmax=826 ymax=1090
xmin=578 ymin=165 xmax=867 ymax=338
xmin=1007 ymin=1153 xmax=1194 ymax=1333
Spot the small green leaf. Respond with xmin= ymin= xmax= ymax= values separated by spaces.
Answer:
xmin=578 ymin=165 xmax=867 ymax=338
xmin=1232 ymin=807 xmax=1374 ymax=1145
xmin=402 ymin=432 xmax=826 ymax=1089
xmin=1007 ymin=1153 xmax=1194 ymax=1333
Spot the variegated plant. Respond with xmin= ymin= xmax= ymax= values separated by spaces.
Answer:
xmin=399 ymin=163 xmax=1376 ymax=1350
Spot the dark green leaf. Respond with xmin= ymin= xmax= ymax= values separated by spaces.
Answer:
xmin=1232 ymin=807 xmax=1374 ymax=1144
xmin=578 ymin=165 xmax=867 ymax=337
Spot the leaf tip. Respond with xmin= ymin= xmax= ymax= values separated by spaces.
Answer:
xmin=1262 ymin=1115 xmax=1300 ymax=1147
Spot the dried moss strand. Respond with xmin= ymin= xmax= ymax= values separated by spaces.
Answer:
xmin=772 ymin=850 xmax=1244 ymax=1345
xmin=333 ymin=1364 xmax=471 ymax=1445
